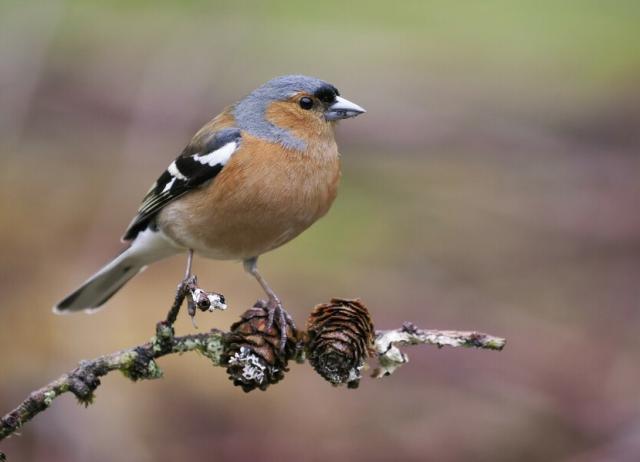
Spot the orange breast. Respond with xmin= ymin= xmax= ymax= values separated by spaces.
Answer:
xmin=157 ymin=134 xmax=341 ymax=260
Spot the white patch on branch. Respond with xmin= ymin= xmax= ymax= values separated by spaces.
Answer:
xmin=372 ymin=324 xmax=505 ymax=378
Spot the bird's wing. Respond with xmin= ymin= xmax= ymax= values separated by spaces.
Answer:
xmin=122 ymin=127 xmax=242 ymax=241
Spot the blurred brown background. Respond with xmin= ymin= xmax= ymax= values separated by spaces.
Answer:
xmin=1 ymin=1 xmax=639 ymax=461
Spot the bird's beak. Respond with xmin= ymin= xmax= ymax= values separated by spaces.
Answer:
xmin=325 ymin=96 xmax=366 ymax=121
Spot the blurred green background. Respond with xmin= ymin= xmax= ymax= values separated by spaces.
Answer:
xmin=1 ymin=1 xmax=639 ymax=461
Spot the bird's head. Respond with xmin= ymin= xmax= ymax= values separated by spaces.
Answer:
xmin=233 ymin=75 xmax=366 ymax=151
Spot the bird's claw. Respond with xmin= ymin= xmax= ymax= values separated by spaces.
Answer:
xmin=264 ymin=297 xmax=296 ymax=352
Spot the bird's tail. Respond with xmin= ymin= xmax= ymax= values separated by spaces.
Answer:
xmin=54 ymin=229 xmax=179 ymax=313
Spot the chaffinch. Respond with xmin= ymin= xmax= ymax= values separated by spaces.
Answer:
xmin=54 ymin=75 xmax=366 ymax=333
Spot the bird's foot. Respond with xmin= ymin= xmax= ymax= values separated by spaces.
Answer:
xmin=171 ymin=275 xmax=226 ymax=328
xmin=264 ymin=296 xmax=296 ymax=352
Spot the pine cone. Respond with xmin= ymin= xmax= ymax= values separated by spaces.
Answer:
xmin=221 ymin=301 xmax=299 ymax=392
xmin=306 ymin=298 xmax=375 ymax=388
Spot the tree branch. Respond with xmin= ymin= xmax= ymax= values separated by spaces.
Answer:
xmin=0 ymin=282 xmax=505 ymax=451
xmin=0 ymin=323 xmax=225 ymax=441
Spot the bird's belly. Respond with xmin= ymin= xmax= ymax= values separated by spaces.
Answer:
xmin=159 ymin=199 xmax=329 ymax=260
xmin=161 ymin=214 xmax=313 ymax=260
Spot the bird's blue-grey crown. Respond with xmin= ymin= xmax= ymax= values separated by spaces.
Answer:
xmin=249 ymin=75 xmax=337 ymax=102
xmin=232 ymin=74 xmax=364 ymax=152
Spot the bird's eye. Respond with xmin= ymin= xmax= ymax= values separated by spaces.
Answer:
xmin=299 ymin=97 xmax=314 ymax=110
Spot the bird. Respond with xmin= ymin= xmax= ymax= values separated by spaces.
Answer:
xmin=54 ymin=74 xmax=366 ymax=335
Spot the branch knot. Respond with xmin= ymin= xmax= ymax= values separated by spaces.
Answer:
xmin=120 ymin=348 xmax=163 ymax=382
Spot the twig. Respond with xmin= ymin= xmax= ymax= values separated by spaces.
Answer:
xmin=372 ymin=321 xmax=506 ymax=378
xmin=0 ymin=284 xmax=505 ymax=449
xmin=166 ymin=276 xmax=227 ymax=327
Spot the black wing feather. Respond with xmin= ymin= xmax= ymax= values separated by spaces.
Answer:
xmin=122 ymin=128 xmax=241 ymax=241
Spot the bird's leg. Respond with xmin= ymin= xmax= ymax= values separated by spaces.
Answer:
xmin=180 ymin=249 xmax=198 ymax=326
xmin=184 ymin=249 xmax=194 ymax=280
xmin=164 ymin=249 xmax=196 ymax=326
xmin=243 ymin=257 xmax=295 ymax=349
